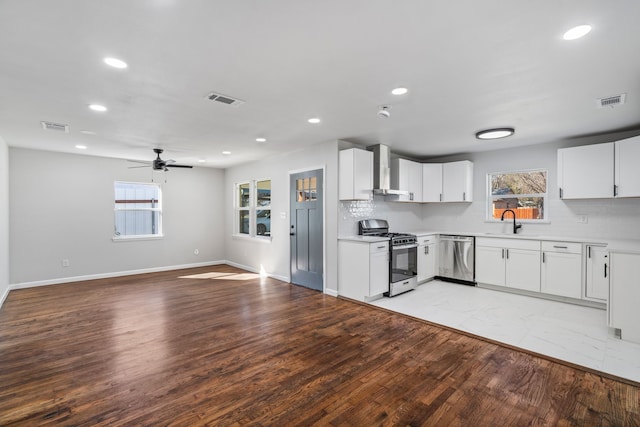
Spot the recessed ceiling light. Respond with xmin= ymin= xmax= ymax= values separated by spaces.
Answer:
xmin=79 ymin=130 xmax=96 ymax=135
xmin=475 ymin=128 xmax=515 ymax=140
xmin=256 ymin=137 xmax=267 ymax=142
xmin=75 ymin=145 xmax=87 ymax=150
xmin=563 ymin=25 xmax=592 ymax=40
xmin=89 ymin=104 xmax=107 ymax=112
xmin=103 ymin=57 xmax=128 ymax=69
xmin=391 ymin=87 xmax=408 ymax=95
xmin=198 ymin=159 xmax=206 ymax=163
xmin=222 ymin=151 xmax=231 ymax=155
xmin=307 ymin=118 xmax=321 ymax=124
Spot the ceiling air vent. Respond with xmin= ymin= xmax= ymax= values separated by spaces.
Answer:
xmin=597 ymin=93 xmax=626 ymax=109
xmin=41 ymin=121 xmax=69 ymax=132
xmin=206 ymin=91 xmax=245 ymax=107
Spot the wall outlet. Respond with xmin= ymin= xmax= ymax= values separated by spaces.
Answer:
xmin=194 ymin=249 xmax=199 ymax=255
xmin=62 ymin=259 xmax=70 ymax=267
xmin=577 ymin=215 xmax=588 ymax=224
xmin=280 ymin=212 xmax=287 ymax=219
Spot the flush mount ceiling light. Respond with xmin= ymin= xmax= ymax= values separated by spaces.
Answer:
xmin=222 ymin=151 xmax=231 ymax=155
xmin=256 ymin=137 xmax=267 ymax=142
xmin=198 ymin=159 xmax=206 ymax=163
xmin=103 ymin=57 xmax=128 ymax=69
xmin=475 ymin=127 xmax=515 ymax=140
xmin=377 ymin=106 xmax=391 ymax=118
xmin=307 ymin=117 xmax=321 ymax=124
xmin=79 ymin=130 xmax=96 ymax=135
xmin=563 ymin=24 xmax=592 ymax=40
xmin=88 ymin=104 xmax=107 ymax=112
xmin=75 ymin=144 xmax=87 ymax=150
xmin=391 ymin=87 xmax=408 ymax=95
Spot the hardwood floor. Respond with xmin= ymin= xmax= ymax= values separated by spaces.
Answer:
xmin=0 ymin=265 xmax=638 ymax=426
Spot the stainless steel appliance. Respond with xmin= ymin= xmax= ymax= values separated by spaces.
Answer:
xmin=358 ymin=219 xmax=418 ymax=297
xmin=438 ymin=235 xmax=475 ymax=285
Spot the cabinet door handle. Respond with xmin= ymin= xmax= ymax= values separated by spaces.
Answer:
xmin=439 ymin=193 xmax=442 ymax=202
xmin=426 ymin=246 xmax=429 ymax=255
xmin=410 ymin=192 xmax=414 ymax=201
xmin=542 ymin=252 xmax=546 ymax=263
xmin=377 ymin=245 xmax=386 ymax=249
xmin=559 ymin=188 xmax=563 ymax=199
xmin=553 ymin=245 xmax=568 ymax=249
xmin=463 ymin=192 xmax=466 ymax=201
xmin=501 ymin=248 xmax=505 ymax=259
xmin=604 ymin=263 xmax=608 ymax=278
xmin=588 ymin=246 xmax=591 ymax=259
xmin=506 ymin=249 xmax=509 ymax=259
xmin=614 ymin=184 xmax=618 ymax=197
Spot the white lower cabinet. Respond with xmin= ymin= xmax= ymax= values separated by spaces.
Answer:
xmin=609 ymin=252 xmax=640 ymax=344
xmin=416 ymin=234 xmax=437 ymax=283
xmin=476 ymin=238 xmax=540 ymax=292
xmin=338 ymin=240 xmax=389 ymax=301
xmin=585 ymin=245 xmax=609 ymax=302
xmin=541 ymin=241 xmax=582 ymax=299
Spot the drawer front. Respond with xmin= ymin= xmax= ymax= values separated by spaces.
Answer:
xmin=476 ymin=237 xmax=539 ymax=251
xmin=541 ymin=241 xmax=582 ymax=254
xmin=417 ymin=235 xmax=436 ymax=245
xmin=370 ymin=241 xmax=389 ymax=253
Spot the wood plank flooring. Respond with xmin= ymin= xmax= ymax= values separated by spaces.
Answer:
xmin=0 ymin=265 xmax=638 ymax=426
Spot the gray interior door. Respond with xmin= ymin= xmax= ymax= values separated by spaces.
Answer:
xmin=290 ymin=169 xmax=323 ymax=291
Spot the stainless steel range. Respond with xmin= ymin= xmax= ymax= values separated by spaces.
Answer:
xmin=358 ymin=219 xmax=418 ymax=297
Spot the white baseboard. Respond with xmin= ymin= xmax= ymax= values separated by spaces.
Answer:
xmin=0 ymin=285 xmax=9 ymax=309
xmin=324 ymin=288 xmax=339 ymax=297
xmin=7 ymin=260 xmax=227 ymax=291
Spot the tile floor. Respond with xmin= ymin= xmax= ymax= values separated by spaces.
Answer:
xmin=371 ymin=280 xmax=640 ymax=383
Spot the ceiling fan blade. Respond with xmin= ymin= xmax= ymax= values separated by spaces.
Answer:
xmin=165 ymin=159 xmax=176 ymax=164
xmin=128 ymin=165 xmax=150 ymax=169
xmin=127 ymin=159 xmax=152 ymax=165
xmin=165 ymin=164 xmax=193 ymax=169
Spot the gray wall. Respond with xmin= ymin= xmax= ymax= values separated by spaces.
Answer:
xmin=9 ymin=148 xmax=226 ymax=285
xmin=224 ymin=140 xmax=339 ymax=294
xmin=0 ymin=138 xmax=9 ymax=303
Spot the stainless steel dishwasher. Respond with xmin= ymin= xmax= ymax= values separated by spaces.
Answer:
xmin=438 ymin=235 xmax=475 ymax=285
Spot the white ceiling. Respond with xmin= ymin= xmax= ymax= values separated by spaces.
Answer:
xmin=1 ymin=1 xmax=639 ymax=168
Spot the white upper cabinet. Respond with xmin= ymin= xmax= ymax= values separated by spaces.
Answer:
xmin=339 ymin=148 xmax=373 ymax=201
xmin=442 ymin=161 xmax=473 ymax=202
xmin=615 ymin=135 xmax=640 ymax=198
xmin=558 ymin=143 xmax=614 ymax=199
xmin=390 ymin=158 xmax=423 ymax=202
xmin=558 ymin=136 xmax=640 ymax=200
xmin=422 ymin=163 xmax=443 ymax=202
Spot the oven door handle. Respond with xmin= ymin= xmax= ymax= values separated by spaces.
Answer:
xmin=392 ymin=243 xmax=418 ymax=250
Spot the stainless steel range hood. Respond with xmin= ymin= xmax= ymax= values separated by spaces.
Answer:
xmin=367 ymin=144 xmax=409 ymax=195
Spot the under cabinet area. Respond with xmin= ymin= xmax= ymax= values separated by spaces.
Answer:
xmin=541 ymin=241 xmax=583 ymax=299
xmin=416 ymin=234 xmax=437 ymax=283
xmin=338 ymin=239 xmax=389 ymax=301
xmin=476 ymin=238 xmax=541 ymax=292
xmin=338 ymin=148 xmax=373 ymax=201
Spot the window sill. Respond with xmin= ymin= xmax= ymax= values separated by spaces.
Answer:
xmin=232 ymin=234 xmax=272 ymax=243
xmin=112 ymin=235 xmax=164 ymax=242
xmin=484 ymin=219 xmax=550 ymax=224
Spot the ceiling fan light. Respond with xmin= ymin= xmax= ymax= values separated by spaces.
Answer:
xmin=391 ymin=87 xmax=408 ymax=95
xmin=476 ymin=128 xmax=515 ymax=140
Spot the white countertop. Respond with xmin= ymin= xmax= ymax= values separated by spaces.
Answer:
xmin=340 ymin=231 xmax=640 ymax=252
xmin=338 ymin=235 xmax=389 ymax=243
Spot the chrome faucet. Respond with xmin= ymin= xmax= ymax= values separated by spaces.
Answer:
xmin=500 ymin=209 xmax=522 ymax=234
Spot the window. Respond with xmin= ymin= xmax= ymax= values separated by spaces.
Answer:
xmin=296 ymin=176 xmax=317 ymax=202
xmin=487 ymin=170 xmax=547 ymax=221
xmin=235 ymin=179 xmax=271 ymax=237
xmin=114 ymin=182 xmax=162 ymax=238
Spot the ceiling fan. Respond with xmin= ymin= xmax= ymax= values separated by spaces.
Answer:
xmin=128 ymin=148 xmax=193 ymax=171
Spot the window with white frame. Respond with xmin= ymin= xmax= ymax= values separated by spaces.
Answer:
xmin=235 ymin=179 xmax=271 ymax=237
xmin=114 ymin=182 xmax=162 ymax=238
xmin=487 ymin=170 xmax=547 ymax=221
